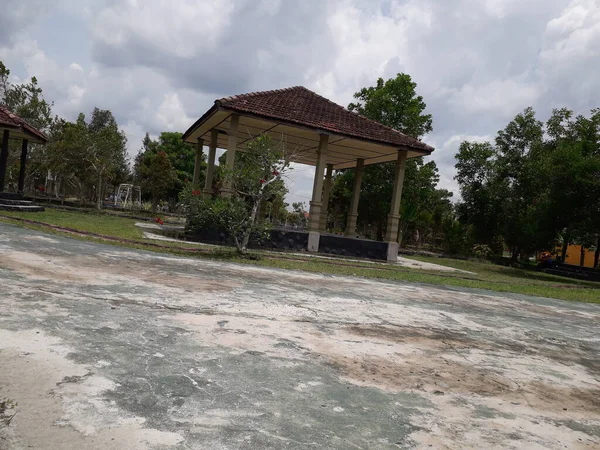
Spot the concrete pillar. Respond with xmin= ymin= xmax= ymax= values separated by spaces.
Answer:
xmin=18 ymin=139 xmax=28 ymax=194
xmin=192 ymin=137 xmax=204 ymax=187
xmin=320 ymin=163 xmax=334 ymax=232
xmin=0 ymin=130 xmax=9 ymax=192
xmin=203 ymin=129 xmax=218 ymax=198
xmin=222 ymin=114 xmax=239 ymax=198
xmin=307 ymin=134 xmax=329 ymax=252
xmin=385 ymin=150 xmax=408 ymax=261
xmin=345 ymin=158 xmax=364 ymax=236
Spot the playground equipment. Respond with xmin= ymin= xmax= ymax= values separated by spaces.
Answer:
xmin=114 ymin=184 xmax=142 ymax=210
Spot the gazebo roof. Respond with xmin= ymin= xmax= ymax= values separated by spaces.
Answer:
xmin=183 ymin=86 xmax=433 ymax=169
xmin=0 ymin=106 xmax=48 ymax=144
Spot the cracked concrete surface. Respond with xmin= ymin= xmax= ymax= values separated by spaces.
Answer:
xmin=0 ymin=223 xmax=599 ymax=449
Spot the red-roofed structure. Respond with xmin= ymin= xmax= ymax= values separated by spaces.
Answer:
xmin=0 ymin=106 xmax=48 ymax=197
xmin=182 ymin=86 xmax=435 ymax=261
xmin=0 ymin=107 xmax=48 ymax=144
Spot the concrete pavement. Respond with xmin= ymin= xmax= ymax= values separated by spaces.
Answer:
xmin=0 ymin=223 xmax=599 ymax=449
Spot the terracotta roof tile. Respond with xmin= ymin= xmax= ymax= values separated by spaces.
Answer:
xmin=0 ymin=106 xmax=48 ymax=143
xmin=215 ymin=86 xmax=433 ymax=153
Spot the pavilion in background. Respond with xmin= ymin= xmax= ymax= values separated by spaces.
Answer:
xmin=183 ymin=86 xmax=434 ymax=262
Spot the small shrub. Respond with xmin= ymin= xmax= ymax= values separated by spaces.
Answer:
xmin=181 ymin=135 xmax=295 ymax=254
xmin=442 ymin=218 xmax=471 ymax=255
xmin=472 ymin=244 xmax=493 ymax=259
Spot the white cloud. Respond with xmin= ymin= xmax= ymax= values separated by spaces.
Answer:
xmin=91 ymin=0 xmax=234 ymax=59
xmin=541 ymin=0 xmax=600 ymax=65
xmin=444 ymin=79 xmax=544 ymax=118
xmin=67 ymin=84 xmax=85 ymax=105
xmin=121 ymin=120 xmax=145 ymax=158
xmin=154 ymin=93 xmax=192 ymax=132
xmin=426 ymin=133 xmax=494 ymax=199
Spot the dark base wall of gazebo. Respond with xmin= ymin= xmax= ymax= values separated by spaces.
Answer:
xmin=186 ymin=227 xmax=309 ymax=252
xmin=185 ymin=227 xmax=389 ymax=261
xmin=318 ymin=234 xmax=388 ymax=261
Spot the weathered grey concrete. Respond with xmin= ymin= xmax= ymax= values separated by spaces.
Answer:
xmin=0 ymin=223 xmax=599 ymax=449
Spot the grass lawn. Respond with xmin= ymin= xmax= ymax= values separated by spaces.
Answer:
xmin=0 ymin=208 xmax=145 ymax=240
xmin=1 ymin=208 xmax=599 ymax=304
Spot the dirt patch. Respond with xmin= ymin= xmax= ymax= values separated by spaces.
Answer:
xmin=327 ymin=351 xmax=600 ymax=418
xmin=522 ymin=383 xmax=600 ymax=414
xmin=327 ymin=353 xmax=516 ymax=396
xmin=0 ymin=250 xmax=240 ymax=294
xmin=348 ymin=324 xmax=527 ymax=354
xmin=339 ymin=325 xmax=600 ymax=417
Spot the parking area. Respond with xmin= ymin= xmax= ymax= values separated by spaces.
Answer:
xmin=0 ymin=223 xmax=599 ymax=449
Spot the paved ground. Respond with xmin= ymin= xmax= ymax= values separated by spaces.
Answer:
xmin=0 ymin=223 xmax=599 ymax=450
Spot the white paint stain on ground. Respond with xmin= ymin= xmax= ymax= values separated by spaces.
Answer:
xmin=0 ymin=329 xmax=183 ymax=449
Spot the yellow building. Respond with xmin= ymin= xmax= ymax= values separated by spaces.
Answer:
xmin=563 ymin=244 xmax=597 ymax=268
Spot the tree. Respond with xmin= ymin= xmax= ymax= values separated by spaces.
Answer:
xmin=139 ymin=151 xmax=177 ymax=213
xmin=0 ymin=61 xmax=53 ymax=131
xmin=348 ymin=73 xmax=432 ymax=137
xmin=134 ymin=131 xmax=199 ymax=205
xmin=85 ymin=108 xmax=128 ymax=209
xmin=455 ymin=141 xmax=503 ymax=247
xmin=455 ymin=107 xmax=600 ymax=262
xmin=330 ymin=73 xmax=444 ymax=243
xmin=46 ymin=108 xmax=128 ymax=208
xmin=544 ymin=108 xmax=600 ymax=262
xmin=184 ymin=135 xmax=295 ymax=254
xmin=0 ymin=61 xmax=55 ymax=192
xmin=156 ymin=132 xmax=198 ymax=184
xmin=46 ymin=116 xmax=92 ymax=200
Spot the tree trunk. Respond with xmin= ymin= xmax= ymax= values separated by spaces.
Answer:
xmin=239 ymin=197 xmax=261 ymax=254
xmin=151 ymin=193 xmax=158 ymax=214
xmin=96 ymin=173 xmax=103 ymax=210
xmin=561 ymin=233 xmax=569 ymax=262
xmin=520 ymin=248 xmax=528 ymax=262
xmin=60 ymin=177 xmax=66 ymax=205
xmin=510 ymin=247 xmax=519 ymax=262
xmin=594 ymin=236 xmax=600 ymax=269
xmin=376 ymin=220 xmax=384 ymax=242
xmin=78 ymin=180 xmax=84 ymax=206
xmin=580 ymin=244 xmax=586 ymax=267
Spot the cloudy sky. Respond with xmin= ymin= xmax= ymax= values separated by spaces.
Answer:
xmin=1 ymin=0 xmax=598 ymax=205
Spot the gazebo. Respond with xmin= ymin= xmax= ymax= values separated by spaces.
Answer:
xmin=182 ymin=86 xmax=434 ymax=261
xmin=0 ymin=106 xmax=48 ymax=211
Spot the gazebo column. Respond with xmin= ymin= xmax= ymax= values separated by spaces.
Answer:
xmin=18 ymin=139 xmax=29 ymax=194
xmin=319 ymin=163 xmax=333 ymax=232
xmin=0 ymin=130 xmax=9 ymax=192
xmin=345 ymin=158 xmax=364 ymax=236
xmin=222 ymin=114 xmax=239 ymax=198
xmin=385 ymin=150 xmax=408 ymax=262
xmin=192 ymin=137 xmax=204 ymax=187
xmin=203 ymin=129 xmax=218 ymax=198
xmin=307 ymin=134 xmax=329 ymax=252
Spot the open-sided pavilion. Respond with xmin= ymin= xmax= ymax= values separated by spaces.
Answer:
xmin=0 ymin=106 xmax=48 ymax=194
xmin=182 ymin=86 xmax=434 ymax=261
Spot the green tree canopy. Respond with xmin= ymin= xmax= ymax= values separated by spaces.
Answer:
xmin=455 ymin=107 xmax=600 ymax=262
xmin=330 ymin=73 xmax=450 ymax=244
xmin=348 ymin=73 xmax=432 ymax=137
xmin=134 ymin=131 xmax=200 ymax=205
xmin=139 ymin=150 xmax=177 ymax=213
